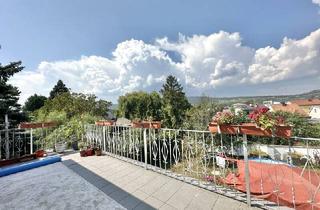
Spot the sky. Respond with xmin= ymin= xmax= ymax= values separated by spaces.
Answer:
xmin=1 ymin=0 xmax=320 ymax=103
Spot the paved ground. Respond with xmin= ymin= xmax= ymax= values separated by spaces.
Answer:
xmin=62 ymin=153 xmax=260 ymax=210
xmin=0 ymin=161 xmax=124 ymax=210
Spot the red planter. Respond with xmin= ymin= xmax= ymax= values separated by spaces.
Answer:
xmin=240 ymin=123 xmax=292 ymax=138
xmin=132 ymin=121 xmax=143 ymax=128
xmin=142 ymin=121 xmax=161 ymax=129
xmin=85 ymin=148 xmax=94 ymax=156
xmin=95 ymin=120 xmax=114 ymax=126
xmin=132 ymin=121 xmax=161 ymax=129
xmin=208 ymin=122 xmax=238 ymax=134
xmin=35 ymin=150 xmax=45 ymax=158
xmin=80 ymin=150 xmax=87 ymax=157
xmin=42 ymin=122 xmax=57 ymax=128
xmin=19 ymin=122 xmax=56 ymax=129
xmin=208 ymin=122 xmax=292 ymax=138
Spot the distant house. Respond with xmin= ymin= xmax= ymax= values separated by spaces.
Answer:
xmin=290 ymin=98 xmax=320 ymax=113
xmin=309 ymin=106 xmax=320 ymax=119
xmin=270 ymin=102 xmax=308 ymax=117
xmin=263 ymin=100 xmax=282 ymax=109
xmin=232 ymin=103 xmax=254 ymax=115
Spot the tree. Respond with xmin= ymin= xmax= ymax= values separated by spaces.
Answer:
xmin=23 ymin=94 xmax=47 ymax=112
xmin=34 ymin=92 xmax=112 ymax=145
xmin=49 ymin=80 xmax=69 ymax=99
xmin=183 ymin=97 xmax=224 ymax=130
xmin=160 ymin=75 xmax=191 ymax=128
xmin=36 ymin=92 xmax=112 ymax=121
xmin=117 ymin=91 xmax=162 ymax=120
xmin=0 ymin=61 xmax=25 ymax=125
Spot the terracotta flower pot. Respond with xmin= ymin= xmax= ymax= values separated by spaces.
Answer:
xmin=19 ymin=122 xmax=43 ymax=129
xmin=42 ymin=122 xmax=57 ymax=128
xmin=104 ymin=121 xmax=114 ymax=126
xmin=80 ymin=150 xmax=87 ymax=157
xmin=132 ymin=121 xmax=144 ymax=128
xmin=35 ymin=150 xmax=45 ymax=158
xmin=95 ymin=149 xmax=102 ymax=156
xmin=95 ymin=120 xmax=114 ymax=126
xmin=85 ymin=148 xmax=94 ymax=156
xmin=208 ymin=122 xmax=292 ymax=138
xmin=208 ymin=122 xmax=239 ymax=135
xmin=239 ymin=123 xmax=292 ymax=138
xmin=142 ymin=121 xmax=161 ymax=129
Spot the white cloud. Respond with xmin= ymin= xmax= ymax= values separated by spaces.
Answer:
xmin=9 ymin=29 xmax=320 ymax=104
xmin=313 ymin=0 xmax=320 ymax=6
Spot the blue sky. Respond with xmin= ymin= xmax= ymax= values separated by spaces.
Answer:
xmin=1 ymin=0 xmax=320 ymax=103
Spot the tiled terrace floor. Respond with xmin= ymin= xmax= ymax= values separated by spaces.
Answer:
xmin=62 ymin=153 xmax=260 ymax=210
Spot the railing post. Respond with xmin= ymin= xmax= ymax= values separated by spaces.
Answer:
xmin=5 ymin=114 xmax=10 ymax=160
xmin=30 ymin=128 xmax=33 ymax=154
xmin=243 ymin=133 xmax=251 ymax=207
xmin=143 ymin=128 xmax=148 ymax=170
xmin=103 ymin=126 xmax=106 ymax=152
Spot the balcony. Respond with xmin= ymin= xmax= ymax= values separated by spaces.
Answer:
xmin=1 ymin=125 xmax=319 ymax=209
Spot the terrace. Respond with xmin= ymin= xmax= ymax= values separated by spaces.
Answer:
xmin=1 ymin=123 xmax=319 ymax=209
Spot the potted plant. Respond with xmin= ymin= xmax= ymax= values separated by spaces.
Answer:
xmin=85 ymin=146 xmax=94 ymax=156
xmin=35 ymin=149 xmax=46 ymax=158
xmin=209 ymin=107 xmax=292 ymax=138
xmin=95 ymin=147 xmax=102 ymax=156
xmin=79 ymin=141 xmax=87 ymax=157
xmin=242 ymin=107 xmax=291 ymax=137
xmin=55 ymin=140 xmax=67 ymax=153
xmin=208 ymin=111 xmax=239 ymax=134
xmin=132 ymin=117 xmax=161 ymax=129
xmin=95 ymin=120 xmax=114 ymax=126
xmin=132 ymin=118 xmax=144 ymax=128
xmin=142 ymin=117 xmax=161 ymax=129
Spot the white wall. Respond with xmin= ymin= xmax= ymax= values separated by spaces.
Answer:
xmin=310 ymin=106 xmax=320 ymax=119
xmin=231 ymin=144 xmax=320 ymax=161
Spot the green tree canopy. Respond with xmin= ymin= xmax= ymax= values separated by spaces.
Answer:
xmin=117 ymin=91 xmax=162 ymax=121
xmin=0 ymin=61 xmax=25 ymax=125
xmin=23 ymin=94 xmax=47 ymax=112
xmin=49 ymin=80 xmax=69 ymax=99
xmin=35 ymin=92 xmax=112 ymax=123
xmin=183 ymin=97 xmax=224 ymax=130
xmin=160 ymin=75 xmax=191 ymax=128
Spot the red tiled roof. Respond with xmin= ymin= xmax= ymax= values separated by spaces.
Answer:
xmin=291 ymin=98 xmax=320 ymax=106
xmin=271 ymin=103 xmax=308 ymax=117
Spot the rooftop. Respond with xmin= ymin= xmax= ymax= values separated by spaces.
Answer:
xmin=271 ymin=103 xmax=308 ymax=116
xmin=290 ymin=98 xmax=320 ymax=106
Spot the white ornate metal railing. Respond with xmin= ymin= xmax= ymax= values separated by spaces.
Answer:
xmin=0 ymin=127 xmax=54 ymax=160
xmin=84 ymin=124 xmax=320 ymax=209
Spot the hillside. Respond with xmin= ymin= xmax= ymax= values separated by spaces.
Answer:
xmin=188 ymin=89 xmax=320 ymax=105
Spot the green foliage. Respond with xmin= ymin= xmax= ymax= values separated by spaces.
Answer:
xmin=160 ymin=75 xmax=191 ymax=128
xmin=117 ymin=91 xmax=162 ymax=121
xmin=33 ymin=92 xmax=111 ymax=145
xmin=43 ymin=114 xmax=99 ymax=147
xmin=272 ymin=111 xmax=320 ymax=137
xmin=258 ymin=114 xmax=276 ymax=130
xmin=23 ymin=94 xmax=47 ymax=113
xmin=183 ymin=97 xmax=224 ymax=130
xmin=49 ymin=80 xmax=69 ymax=99
xmin=0 ymin=60 xmax=26 ymax=125
xmin=35 ymin=92 xmax=111 ymax=120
